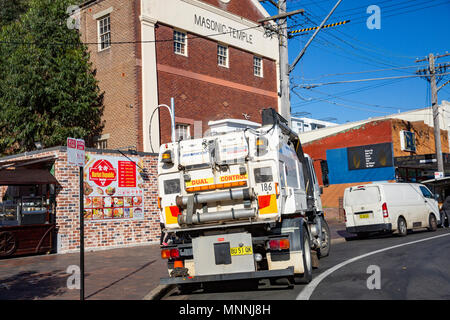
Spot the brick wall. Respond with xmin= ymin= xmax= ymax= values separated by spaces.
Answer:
xmin=391 ymin=119 xmax=449 ymax=156
xmin=199 ymin=0 xmax=266 ymax=22
xmin=0 ymin=148 xmax=160 ymax=253
xmin=80 ymin=0 xmax=142 ymax=151
xmin=155 ymin=24 xmax=278 ymax=143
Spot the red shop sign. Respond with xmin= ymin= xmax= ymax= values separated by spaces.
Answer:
xmin=89 ymin=159 xmax=117 ymax=187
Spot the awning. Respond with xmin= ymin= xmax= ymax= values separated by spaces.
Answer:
xmin=0 ymin=155 xmax=58 ymax=185
xmin=0 ymin=169 xmax=58 ymax=185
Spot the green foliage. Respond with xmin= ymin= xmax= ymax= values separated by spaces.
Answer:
xmin=0 ymin=0 xmax=104 ymax=156
xmin=0 ymin=0 xmax=29 ymax=29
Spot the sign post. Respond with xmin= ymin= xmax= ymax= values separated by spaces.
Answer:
xmin=67 ymin=138 xmax=85 ymax=301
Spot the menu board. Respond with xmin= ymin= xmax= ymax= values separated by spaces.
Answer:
xmin=347 ymin=142 xmax=393 ymax=170
xmin=83 ymin=154 xmax=145 ymax=220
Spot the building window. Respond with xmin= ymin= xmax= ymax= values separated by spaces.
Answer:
xmin=253 ymin=56 xmax=263 ymax=77
xmin=176 ymin=124 xmax=190 ymax=141
xmin=174 ymin=30 xmax=187 ymax=56
xmin=217 ymin=44 xmax=228 ymax=67
xmin=98 ymin=15 xmax=111 ymax=51
xmin=95 ymin=139 xmax=108 ymax=149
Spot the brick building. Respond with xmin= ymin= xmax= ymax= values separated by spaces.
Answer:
xmin=79 ymin=0 xmax=279 ymax=152
xmin=302 ymin=118 xmax=450 ymax=208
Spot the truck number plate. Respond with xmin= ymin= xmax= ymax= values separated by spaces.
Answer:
xmin=359 ymin=214 xmax=370 ymax=219
xmin=230 ymin=246 xmax=253 ymax=256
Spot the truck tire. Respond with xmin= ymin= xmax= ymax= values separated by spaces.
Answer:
xmin=397 ymin=217 xmax=407 ymax=237
xmin=317 ymin=217 xmax=330 ymax=258
xmin=428 ymin=213 xmax=437 ymax=232
xmin=294 ymin=225 xmax=313 ymax=284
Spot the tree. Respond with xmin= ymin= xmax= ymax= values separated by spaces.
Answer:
xmin=0 ymin=0 xmax=29 ymax=29
xmin=0 ymin=0 xmax=104 ymax=156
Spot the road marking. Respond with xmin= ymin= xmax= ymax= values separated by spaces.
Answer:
xmin=297 ymin=232 xmax=450 ymax=300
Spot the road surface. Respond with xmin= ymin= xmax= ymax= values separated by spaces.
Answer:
xmin=161 ymin=228 xmax=450 ymax=300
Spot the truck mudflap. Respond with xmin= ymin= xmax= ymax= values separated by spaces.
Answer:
xmin=160 ymin=267 xmax=294 ymax=285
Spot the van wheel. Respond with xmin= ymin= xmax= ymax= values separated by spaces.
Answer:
xmin=428 ymin=214 xmax=437 ymax=232
xmin=397 ymin=217 xmax=407 ymax=237
xmin=294 ymin=226 xmax=313 ymax=284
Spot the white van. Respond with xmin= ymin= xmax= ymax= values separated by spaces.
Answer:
xmin=344 ymin=183 xmax=440 ymax=237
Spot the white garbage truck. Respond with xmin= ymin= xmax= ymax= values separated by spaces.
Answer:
xmin=158 ymin=108 xmax=330 ymax=290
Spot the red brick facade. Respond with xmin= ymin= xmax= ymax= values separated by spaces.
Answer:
xmin=156 ymin=24 xmax=278 ymax=143
xmin=80 ymin=0 xmax=142 ymax=150
xmin=200 ymin=0 xmax=266 ymax=22
xmin=80 ymin=0 xmax=278 ymax=151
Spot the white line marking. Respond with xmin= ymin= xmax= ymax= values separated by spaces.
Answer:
xmin=297 ymin=232 xmax=450 ymax=300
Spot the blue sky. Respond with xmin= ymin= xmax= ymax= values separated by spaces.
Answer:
xmin=261 ymin=0 xmax=450 ymax=124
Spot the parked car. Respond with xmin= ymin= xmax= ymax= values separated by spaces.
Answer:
xmin=343 ymin=183 xmax=441 ymax=237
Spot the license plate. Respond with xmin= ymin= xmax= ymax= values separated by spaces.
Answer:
xmin=359 ymin=214 xmax=370 ymax=219
xmin=230 ymin=246 xmax=253 ymax=256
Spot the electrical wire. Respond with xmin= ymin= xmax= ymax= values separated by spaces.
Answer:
xmin=0 ymin=24 xmax=264 ymax=47
xmin=299 ymin=72 xmax=450 ymax=89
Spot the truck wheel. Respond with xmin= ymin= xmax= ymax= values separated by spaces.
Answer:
xmin=294 ymin=226 xmax=313 ymax=284
xmin=317 ymin=217 xmax=330 ymax=258
xmin=397 ymin=217 xmax=407 ymax=237
xmin=428 ymin=214 xmax=437 ymax=232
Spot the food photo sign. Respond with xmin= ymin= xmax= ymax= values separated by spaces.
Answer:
xmin=83 ymin=154 xmax=145 ymax=221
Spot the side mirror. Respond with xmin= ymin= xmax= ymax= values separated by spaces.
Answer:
xmin=434 ymin=194 xmax=439 ymax=201
xmin=320 ymin=160 xmax=329 ymax=187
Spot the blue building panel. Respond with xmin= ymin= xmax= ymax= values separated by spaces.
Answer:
xmin=326 ymin=147 xmax=395 ymax=184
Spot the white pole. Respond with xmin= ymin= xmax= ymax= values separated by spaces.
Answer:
xmin=170 ymin=97 xmax=176 ymax=143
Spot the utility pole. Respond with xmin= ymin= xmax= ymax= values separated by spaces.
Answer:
xmin=258 ymin=1 xmax=304 ymax=123
xmin=259 ymin=0 xmax=342 ymax=126
xmin=279 ymin=0 xmax=291 ymax=124
xmin=416 ymin=52 xmax=450 ymax=174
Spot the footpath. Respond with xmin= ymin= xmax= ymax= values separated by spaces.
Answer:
xmin=0 ymin=220 xmax=349 ymax=300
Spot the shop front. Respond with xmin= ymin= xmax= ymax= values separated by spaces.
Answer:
xmin=0 ymin=147 xmax=160 ymax=256
xmin=0 ymin=156 xmax=58 ymax=257
xmin=395 ymin=153 xmax=450 ymax=183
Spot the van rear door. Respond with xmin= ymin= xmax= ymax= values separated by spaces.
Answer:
xmin=345 ymin=185 xmax=384 ymax=227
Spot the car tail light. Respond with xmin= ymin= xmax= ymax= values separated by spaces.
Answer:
xmin=382 ymin=202 xmax=389 ymax=218
xmin=269 ymin=238 xmax=290 ymax=250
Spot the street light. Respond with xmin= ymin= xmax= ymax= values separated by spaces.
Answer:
xmin=149 ymin=97 xmax=176 ymax=153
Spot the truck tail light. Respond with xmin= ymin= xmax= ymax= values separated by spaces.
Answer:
xmin=170 ymin=248 xmax=180 ymax=258
xmin=269 ymin=238 xmax=290 ymax=250
xmin=382 ymin=202 xmax=389 ymax=218
xmin=174 ymin=260 xmax=184 ymax=268
xmin=161 ymin=248 xmax=180 ymax=259
xmin=157 ymin=197 xmax=161 ymax=209
xmin=161 ymin=249 xmax=171 ymax=259
xmin=161 ymin=150 xmax=173 ymax=164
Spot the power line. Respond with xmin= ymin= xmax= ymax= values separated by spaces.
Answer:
xmin=295 ymin=64 xmax=431 ymax=81
xmin=299 ymin=72 xmax=450 ymax=89
xmin=291 ymin=78 xmax=409 ymax=108
xmin=0 ymin=24 xmax=263 ymax=47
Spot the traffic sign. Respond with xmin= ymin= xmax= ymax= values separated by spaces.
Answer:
xmin=67 ymin=137 xmax=85 ymax=167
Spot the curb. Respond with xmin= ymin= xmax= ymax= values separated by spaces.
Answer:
xmin=143 ymin=284 xmax=176 ymax=300
xmin=330 ymin=237 xmax=347 ymax=245
xmin=144 ymin=237 xmax=348 ymax=300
